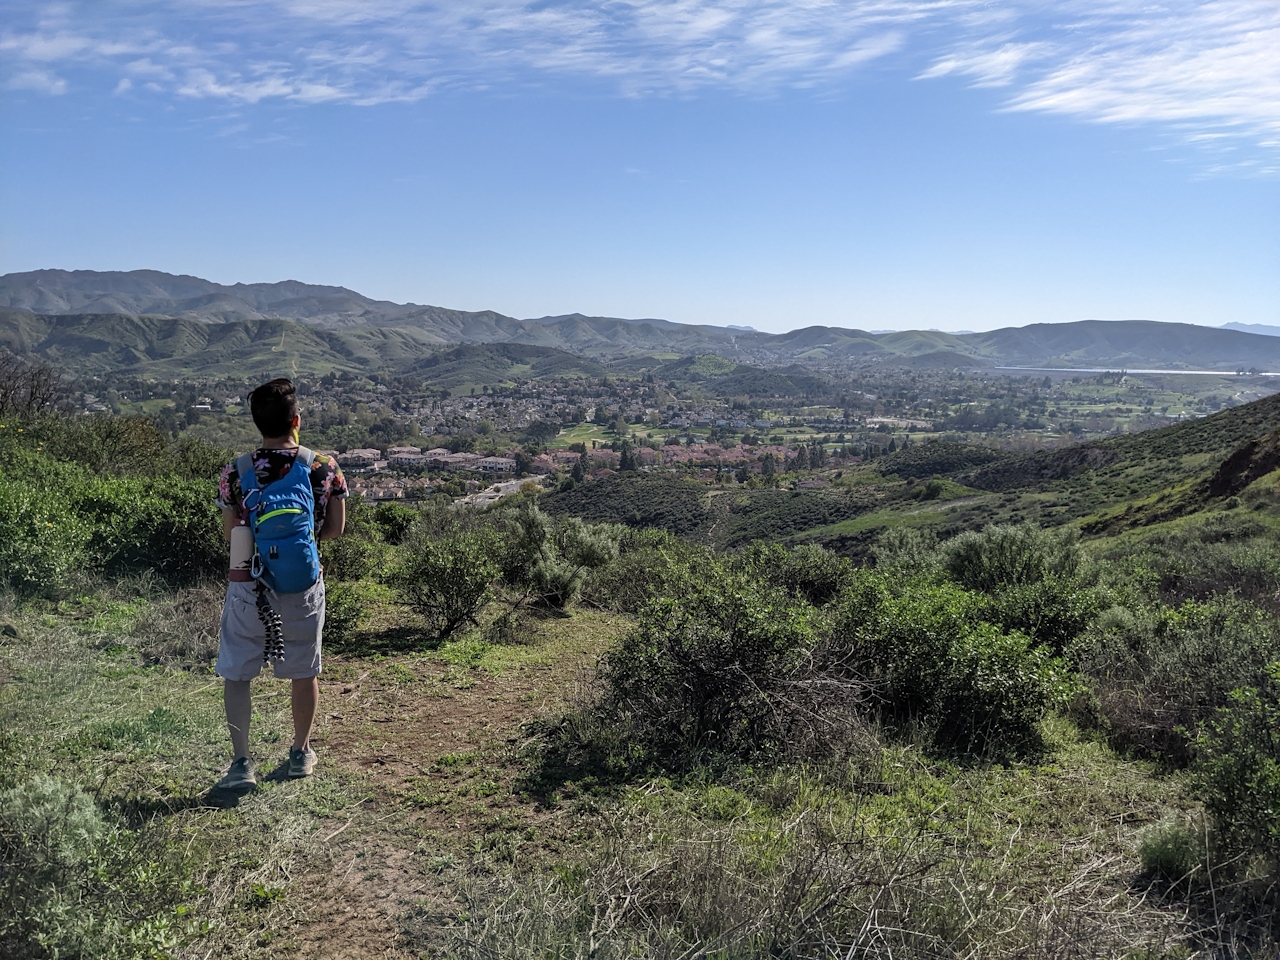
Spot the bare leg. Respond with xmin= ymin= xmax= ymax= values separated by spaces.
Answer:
xmin=291 ymin=676 xmax=319 ymax=751
xmin=224 ymin=680 xmax=252 ymax=760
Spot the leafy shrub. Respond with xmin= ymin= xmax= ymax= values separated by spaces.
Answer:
xmin=394 ymin=529 xmax=499 ymax=643
xmin=1 ymin=776 xmax=105 ymax=957
xmin=982 ymin=576 xmax=1106 ymax=653
xmin=0 ymin=478 xmax=94 ymax=595
xmin=84 ymin=477 xmax=224 ymax=584
xmin=324 ymin=580 xmax=377 ymax=646
xmin=527 ymin=517 xmax=620 ymax=608
xmin=499 ymin=506 xmax=621 ymax=608
xmin=320 ymin=532 xmax=381 ymax=582
xmin=1192 ymin=665 xmax=1280 ymax=862
xmin=1137 ymin=539 xmax=1280 ymax=606
xmin=1137 ymin=821 xmax=1202 ymax=885
xmin=1071 ymin=598 xmax=1278 ymax=766
xmin=371 ymin=501 xmax=420 ymax=545
xmin=829 ymin=576 xmax=1066 ymax=755
xmin=0 ymin=776 xmax=199 ymax=959
xmin=600 ymin=561 xmax=819 ymax=763
xmin=943 ymin=523 xmax=1081 ymax=593
xmin=871 ymin=527 xmax=942 ymax=578
xmin=934 ymin=623 xmax=1066 ymax=752
xmin=580 ymin=530 xmax=702 ymax=613
xmin=737 ymin=542 xmax=852 ymax=606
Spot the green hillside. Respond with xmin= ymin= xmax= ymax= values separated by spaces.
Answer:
xmin=12 ymin=270 xmax=1280 ymax=369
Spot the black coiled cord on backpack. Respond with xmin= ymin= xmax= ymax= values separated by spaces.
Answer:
xmin=255 ymin=582 xmax=286 ymax=663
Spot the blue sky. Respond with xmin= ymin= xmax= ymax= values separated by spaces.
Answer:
xmin=1 ymin=1 xmax=1277 ymax=333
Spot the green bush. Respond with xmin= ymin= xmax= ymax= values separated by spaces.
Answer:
xmin=829 ymin=576 xmax=1066 ymax=755
xmin=371 ymin=501 xmax=420 ymax=545
xmin=323 ymin=580 xmax=377 ymax=646
xmin=737 ymin=542 xmax=852 ymax=606
xmin=1136 ymin=821 xmax=1202 ymax=884
xmin=0 ymin=776 xmax=199 ymax=959
xmin=580 ymin=531 xmax=702 ymax=613
xmin=1071 ymin=598 xmax=1278 ymax=766
xmin=1192 ymin=665 xmax=1280 ymax=863
xmin=982 ymin=576 xmax=1106 ymax=653
xmin=394 ymin=529 xmax=499 ymax=643
xmin=871 ymin=527 xmax=942 ymax=578
xmin=498 ymin=507 xmax=621 ymax=608
xmin=85 ymin=477 xmax=223 ymax=584
xmin=935 ymin=623 xmax=1065 ymax=752
xmin=0 ymin=439 xmax=223 ymax=591
xmin=0 ymin=776 xmax=106 ymax=957
xmin=0 ymin=478 xmax=94 ymax=595
xmin=943 ymin=523 xmax=1082 ymax=593
xmin=600 ymin=561 xmax=818 ymax=763
xmin=535 ymin=517 xmax=620 ymax=608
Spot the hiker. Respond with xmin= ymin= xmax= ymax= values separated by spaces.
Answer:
xmin=213 ymin=378 xmax=348 ymax=791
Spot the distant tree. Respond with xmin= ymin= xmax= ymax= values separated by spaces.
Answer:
xmin=0 ymin=351 xmax=66 ymax=418
xmin=523 ymin=420 xmax=561 ymax=444
xmin=791 ymin=445 xmax=810 ymax=471
xmin=619 ymin=439 xmax=638 ymax=472
xmin=761 ymin=453 xmax=777 ymax=477
xmin=514 ymin=450 xmax=533 ymax=477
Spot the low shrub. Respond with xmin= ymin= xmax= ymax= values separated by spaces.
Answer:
xmin=829 ymin=576 xmax=1066 ymax=755
xmin=737 ymin=542 xmax=852 ymax=606
xmin=0 ymin=776 xmax=106 ymax=957
xmin=982 ymin=576 xmax=1107 ymax=653
xmin=870 ymin=527 xmax=942 ymax=578
xmin=1070 ymin=598 xmax=1278 ymax=766
xmin=1137 ymin=820 xmax=1203 ymax=885
xmin=1192 ymin=664 xmax=1280 ymax=864
xmin=323 ymin=580 xmax=379 ymax=647
xmin=394 ymin=528 xmax=500 ymax=643
xmin=0 ymin=477 xmax=95 ymax=595
xmin=600 ymin=561 xmax=821 ymax=764
xmin=371 ymin=501 xmax=420 ymax=545
xmin=943 ymin=522 xmax=1082 ymax=593
xmin=0 ymin=775 xmax=199 ymax=959
xmin=580 ymin=533 xmax=703 ymax=614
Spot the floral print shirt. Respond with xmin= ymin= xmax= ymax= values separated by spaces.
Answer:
xmin=216 ymin=448 xmax=348 ymax=530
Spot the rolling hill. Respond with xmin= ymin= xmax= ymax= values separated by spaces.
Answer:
xmin=6 ymin=269 xmax=1280 ymax=372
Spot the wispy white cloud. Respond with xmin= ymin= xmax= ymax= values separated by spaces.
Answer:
xmin=2 ymin=0 xmax=1277 ymax=165
xmin=7 ymin=66 xmax=67 ymax=93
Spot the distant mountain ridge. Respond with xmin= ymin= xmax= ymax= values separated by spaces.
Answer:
xmin=3 ymin=268 xmax=1279 ymax=373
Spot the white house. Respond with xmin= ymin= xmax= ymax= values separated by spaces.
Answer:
xmin=478 ymin=456 xmax=517 ymax=474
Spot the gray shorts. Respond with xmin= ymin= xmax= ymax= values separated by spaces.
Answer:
xmin=217 ymin=579 xmax=325 ymax=681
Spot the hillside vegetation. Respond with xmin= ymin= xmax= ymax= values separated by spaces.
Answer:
xmin=10 ymin=269 xmax=1280 ymax=369
xmin=3 ymin=396 xmax=1280 ymax=958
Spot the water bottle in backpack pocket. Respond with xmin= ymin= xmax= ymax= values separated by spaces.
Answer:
xmin=236 ymin=448 xmax=322 ymax=595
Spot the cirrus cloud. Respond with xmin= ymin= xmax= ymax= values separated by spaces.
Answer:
xmin=2 ymin=0 xmax=1277 ymax=167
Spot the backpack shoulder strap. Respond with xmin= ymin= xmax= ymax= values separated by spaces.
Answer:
xmin=296 ymin=446 xmax=315 ymax=468
xmin=235 ymin=453 xmax=258 ymax=492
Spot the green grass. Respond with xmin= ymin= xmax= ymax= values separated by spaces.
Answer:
xmin=549 ymin=422 xmax=610 ymax=447
xmin=0 ymin=573 xmax=1236 ymax=958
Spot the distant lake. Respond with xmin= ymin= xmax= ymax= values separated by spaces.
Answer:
xmin=995 ymin=366 xmax=1280 ymax=376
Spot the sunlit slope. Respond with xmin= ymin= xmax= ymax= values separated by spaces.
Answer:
xmin=12 ymin=269 xmax=1280 ymax=368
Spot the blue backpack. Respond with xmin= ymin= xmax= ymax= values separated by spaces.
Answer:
xmin=236 ymin=447 xmax=322 ymax=594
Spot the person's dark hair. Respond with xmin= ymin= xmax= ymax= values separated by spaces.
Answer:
xmin=249 ymin=378 xmax=298 ymax=438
